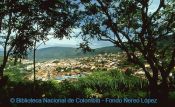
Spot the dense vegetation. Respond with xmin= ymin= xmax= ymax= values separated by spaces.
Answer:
xmin=1 ymin=69 xmax=148 ymax=100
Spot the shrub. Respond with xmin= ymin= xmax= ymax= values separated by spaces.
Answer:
xmin=83 ymin=88 xmax=96 ymax=98
xmin=1 ymin=69 xmax=148 ymax=102
xmin=73 ymin=69 xmax=148 ymax=98
xmin=56 ymin=67 xmax=71 ymax=72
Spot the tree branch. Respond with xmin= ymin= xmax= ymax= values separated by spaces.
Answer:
xmin=96 ymin=0 xmax=129 ymax=52
xmin=150 ymin=0 xmax=164 ymax=19
xmin=167 ymin=48 xmax=175 ymax=74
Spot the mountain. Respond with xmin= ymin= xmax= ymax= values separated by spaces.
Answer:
xmin=29 ymin=35 xmax=173 ymax=61
xmin=0 ymin=35 xmax=173 ymax=61
xmin=27 ymin=46 xmax=121 ymax=61
xmin=0 ymin=46 xmax=121 ymax=61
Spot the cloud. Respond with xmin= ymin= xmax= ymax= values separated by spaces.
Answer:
xmin=38 ymin=37 xmax=82 ymax=48
xmin=38 ymin=28 xmax=83 ymax=48
xmin=38 ymin=27 xmax=113 ymax=49
xmin=38 ymin=34 xmax=113 ymax=49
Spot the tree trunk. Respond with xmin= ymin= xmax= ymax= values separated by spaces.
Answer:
xmin=0 ymin=68 xmax=4 ymax=87
xmin=33 ymin=48 xmax=36 ymax=82
xmin=20 ymin=58 xmax=22 ymax=64
xmin=14 ymin=55 xmax=18 ymax=65
xmin=0 ymin=64 xmax=5 ymax=86
xmin=149 ymin=80 xmax=159 ymax=98
xmin=160 ymin=77 xmax=169 ymax=102
xmin=0 ymin=56 xmax=8 ymax=81
xmin=0 ymin=65 xmax=3 ymax=81
xmin=33 ymin=39 xmax=36 ymax=91
xmin=149 ymin=76 xmax=169 ymax=104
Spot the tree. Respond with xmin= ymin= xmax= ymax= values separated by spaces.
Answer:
xmin=0 ymin=0 xmax=31 ymax=82
xmin=0 ymin=0 xmax=79 ymax=85
xmin=78 ymin=0 xmax=175 ymax=100
xmin=26 ymin=0 xmax=79 ymax=83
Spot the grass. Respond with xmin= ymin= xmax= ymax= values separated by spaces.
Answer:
xmin=72 ymin=69 xmax=148 ymax=98
xmin=1 ymin=69 xmax=149 ymax=101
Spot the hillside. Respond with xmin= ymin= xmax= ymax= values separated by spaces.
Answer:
xmin=27 ymin=46 xmax=121 ymax=61
xmin=0 ymin=35 xmax=173 ymax=61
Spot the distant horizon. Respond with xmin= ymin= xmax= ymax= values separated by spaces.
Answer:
xmin=0 ymin=45 xmax=115 ymax=52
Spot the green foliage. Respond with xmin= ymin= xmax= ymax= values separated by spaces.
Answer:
xmin=56 ymin=66 xmax=71 ymax=72
xmin=0 ymin=0 xmax=79 ymax=81
xmin=56 ymin=66 xmax=63 ymax=72
xmin=83 ymin=88 xmax=96 ymax=98
xmin=1 ymin=69 xmax=149 ymax=102
xmin=71 ymin=69 xmax=148 ymax=98
xmin=169 ymin=91 xmax=175 ymax=100
xmin=4 ymin=66 xmax=25 ymax=82
xmin=78 ymin=0 xmax=175 ymax=99
xmin=118 ymin=59 xmax=131 ymax=67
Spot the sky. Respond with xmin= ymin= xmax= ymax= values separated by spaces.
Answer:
xmin=38 ymin=0 xmax=159 ymax=49
xmin=0 ymin=0 xmax=159 ymax=51
xmin=37 ymin=28 xmax=114 ymax=49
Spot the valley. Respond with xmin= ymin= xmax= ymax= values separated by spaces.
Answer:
xmin=6 ymin=51 xmax=146 ymax=82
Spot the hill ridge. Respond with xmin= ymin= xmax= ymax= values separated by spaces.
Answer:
xmin=28 ymin=46 xmax=121 ymax=61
